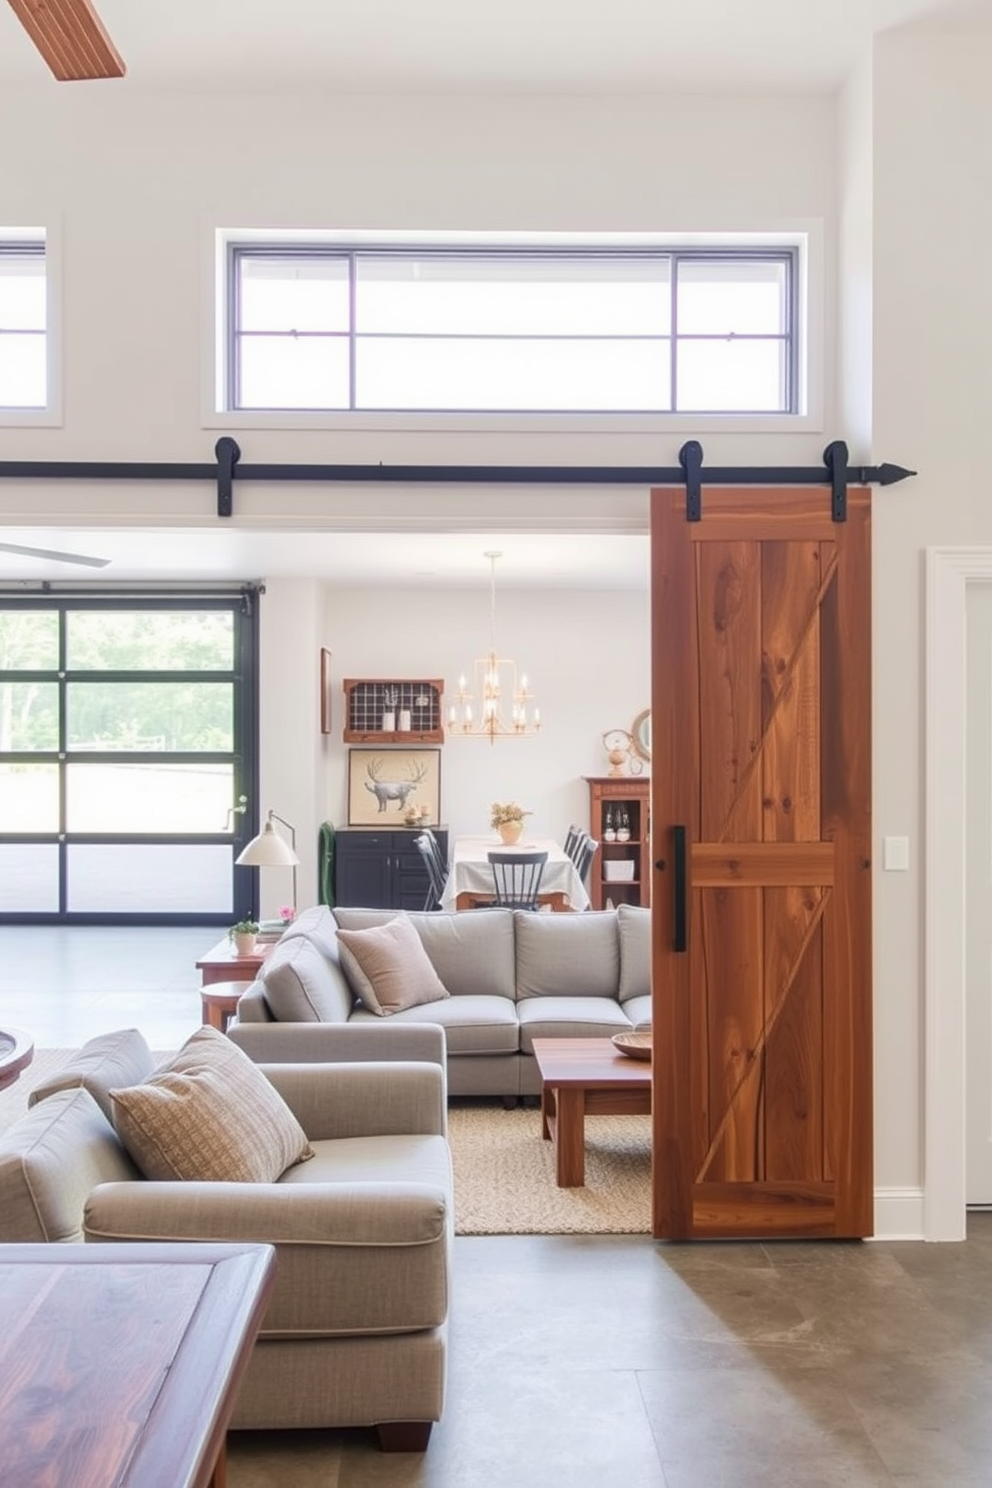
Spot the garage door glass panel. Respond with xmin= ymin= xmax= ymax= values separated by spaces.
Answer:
xmin=66 ymin=763 xmax=234 ymax=833
xmin=0 ymin=682 xmax=58 ymax=750
xmin=67 ymin=844 xmax=234 ymax=913
xmin=0 ymin=763 xmax=59 ymax=831
xmin=0 ymin=611 xmax=58 ymax=669
xmin=0 ymin=844 xmax=59 ymax=910
xmin=66 ymin=611 xmax=235 ymax=670
xmin=66 ymin=683 xmax=233 ymax=752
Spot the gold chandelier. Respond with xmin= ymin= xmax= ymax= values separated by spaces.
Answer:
xmin=448 ymin=551 xmax=541 ymax=744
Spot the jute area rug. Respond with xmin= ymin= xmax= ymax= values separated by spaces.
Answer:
xmin=447 ymin=1100 xmax=652 ymax=1235
xmin=0 ymin=1052 xmax=653 ymax=1237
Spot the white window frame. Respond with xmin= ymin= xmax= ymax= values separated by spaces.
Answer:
xmin=0 ymin=225 xmax=62 ymax=429
xmin=204 ymin=227 xmax=823 ymax=435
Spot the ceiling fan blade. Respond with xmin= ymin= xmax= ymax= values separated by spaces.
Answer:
xmin=6 ymin=0 xmax=125 ymax=81
xmin=0 ymin=542 xmax=110 ymax=568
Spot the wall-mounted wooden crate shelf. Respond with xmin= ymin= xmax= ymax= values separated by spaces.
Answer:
xmin=342 ymin=678 xmax=445 ymax=744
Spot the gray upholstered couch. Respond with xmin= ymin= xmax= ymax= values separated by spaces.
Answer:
xmin=231 ymin=903 xmax=652 ymax=1098
xmin=0 ymin=1024 xmax=453 ymax=1451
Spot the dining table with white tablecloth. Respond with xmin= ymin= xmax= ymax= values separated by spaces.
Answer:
xmin=439 ymin=835 xmax=591 ymax=912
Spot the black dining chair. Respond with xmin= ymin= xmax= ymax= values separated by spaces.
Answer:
xmin=486 ymin=850 xmax=548 ymax=911
xmin=414 ymin=830 xmax=448 ymax=911
xmin=571 ymin=832 xmax=598 ymax=886
xmin=563 ymin=823 xmax=584 ymax=861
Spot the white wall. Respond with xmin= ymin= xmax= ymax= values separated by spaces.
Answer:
xmin=321 ymin=584 xmax=650 ymax=845
xmin=870 ymin=27 xmax=992 ymax=1216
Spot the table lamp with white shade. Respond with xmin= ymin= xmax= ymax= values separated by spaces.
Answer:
xmin=235 ymin=810 xmax=299 ymax=915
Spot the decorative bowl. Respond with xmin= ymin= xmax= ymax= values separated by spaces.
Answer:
xmin=612 ymin=1031 xmax=652 ymax=1061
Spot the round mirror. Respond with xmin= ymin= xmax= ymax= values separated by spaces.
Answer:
xmin=631 ymin=708 xmax=651 ymax=761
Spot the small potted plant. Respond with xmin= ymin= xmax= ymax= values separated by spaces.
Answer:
xmin=490 ymin=801 xmax=531 ymax=846
xmin=229 ymin=916 xmax=260 ymax=956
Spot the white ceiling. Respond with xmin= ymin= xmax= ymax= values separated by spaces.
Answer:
xmin=1 ymin=0 xmax=985 ymax=587
xmin=0 ymin=0 xmax=987 ymax=94
xmin=0 ymin=528 xmax=650 ymax=591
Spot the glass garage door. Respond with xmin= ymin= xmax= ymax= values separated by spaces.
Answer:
xmin=0 ymin=596 xmax=258 ymax=923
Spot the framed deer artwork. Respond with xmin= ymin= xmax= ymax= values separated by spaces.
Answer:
xmin=347 ymin=748 xmax=441 ymax=827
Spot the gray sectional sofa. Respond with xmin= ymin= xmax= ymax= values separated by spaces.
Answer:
xmin=231 ymin=903 xmax=652 ymax=1098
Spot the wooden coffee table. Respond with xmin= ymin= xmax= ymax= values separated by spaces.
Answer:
xmin=531 ymin=1036 xmax=652 ymax=1188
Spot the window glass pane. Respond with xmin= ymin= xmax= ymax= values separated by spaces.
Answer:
xmin=68 ymin=843 xmax=234 ymax=913
xmin=676 ymin=259 xmax=788 ymax=335
xmin=0 ymin=762 xmax=59 ymax=831
xmin=0 ymin=682 xmax=58 ymax=750
xmin=239 ymin=334 xmax=349 ymax=409
xmin=66 ymin=762 xmax=234 ymax=831
xmin=239 ymin=256 xmax=349 ymax=333
xmin=0 ymin=843 xmax=59 ymax=910
xmin=0 ymin=610 xmax=59 ymax=669
xmin=676 ymin=338 xmax=787 ymax=412
xmin=67 ymin=611 xmax=234 ymax=670
xmin=358 ymin=336 xmax=671 ymax=412
xmin=0 ymin=254 xmax=46 ymax=330
xmin=356 ymin=255 xmax=671 ymax=335
xmin=0 ymin=333 xmax=46 ymax=407
xmin=67 ymin=684 xmax=233 ymax=752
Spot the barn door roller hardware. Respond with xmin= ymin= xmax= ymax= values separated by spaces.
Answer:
xmin=0 ymin=437 xmax=915 ymax=520
xmin=678 ymin=439 xmax=913 ymax=524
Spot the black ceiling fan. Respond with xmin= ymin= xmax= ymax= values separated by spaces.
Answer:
xmin=0 ymin=541 xmax=110 ymax=568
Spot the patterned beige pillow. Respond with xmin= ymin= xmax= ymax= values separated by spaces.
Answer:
xmin=110 ymin=1026 xmax=314 ymax=1182
xmin=336 ymin=914 xmax=450 ymax=1017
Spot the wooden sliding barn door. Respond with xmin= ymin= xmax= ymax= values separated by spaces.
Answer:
xmin=650 ymin=486 xmax=872 ymax=1240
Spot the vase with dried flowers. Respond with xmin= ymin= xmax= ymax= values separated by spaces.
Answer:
xmin=490 ymin=801 xmax=531 ymax=846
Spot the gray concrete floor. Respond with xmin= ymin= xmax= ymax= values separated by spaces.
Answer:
xmin=3 ymin=926 xmax=992 ymax=1487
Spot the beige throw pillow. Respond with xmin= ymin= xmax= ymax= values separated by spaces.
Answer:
xmin=336 ymin=914 xmax=450 ymax=1017
xmin=110 ymin=1025 xmax=314 ymax=1183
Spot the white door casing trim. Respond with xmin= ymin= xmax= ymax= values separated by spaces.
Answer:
xmin=923 ymin=546 xmax=992 ymax=1240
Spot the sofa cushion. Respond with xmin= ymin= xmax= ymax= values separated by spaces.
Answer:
xmin=514 ymin=909 xmax=621 ymax=1000
xmin=27 ymin=1028 xmax=157 ymax=1122
xmin=337 ymin=915 xmax=450 ymax=1017
xmin=110 ymin=1026 xmax=314 ymax=1183
xmin=517 ymin=996 xmax=633 ymax=1047
xmin=276 ymin=903 xmax=343 ymax=962
xmin=623 ymin=994 xmax=652 ymax=1031
xmin=349 ymin=993 xmax=520 ymax=1055
xmin=617 ymin=904 xmax=652 ymax=1003
xmin=334 ymin=907 xmax=517 ymax=1001
xmin=0 ymin=1087 xmax=140 ymax=1243
xmin=262 ymin=935 xmax=355 ymax=1023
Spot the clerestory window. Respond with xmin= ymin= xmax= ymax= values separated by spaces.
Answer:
xmin=226 ymin=245 xmax=799 ymax=416
xmin=0 ymin=240 xmax=46 ymax=411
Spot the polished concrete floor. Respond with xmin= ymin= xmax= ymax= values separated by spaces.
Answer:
xmin=4 ymin=926 xmax=992 ymax=1487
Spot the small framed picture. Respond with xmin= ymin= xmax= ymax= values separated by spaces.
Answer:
xmin=320 ymin=649 xmax=332 ymax=735
xmin=348 ymin=748 xmax=441 ymax=827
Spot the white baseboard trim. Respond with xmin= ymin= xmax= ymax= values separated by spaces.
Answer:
xmin=872 ymin=1187 xmax=925 ymax=1240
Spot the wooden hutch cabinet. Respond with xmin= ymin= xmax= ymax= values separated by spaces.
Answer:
xmin=334 ymin=828 xmax=449 ymax=911
xmin=584 ymin=777 xmax=651 ymax=911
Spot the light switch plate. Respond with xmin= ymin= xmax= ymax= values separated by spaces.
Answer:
xmin=883 ymin=836 xmax=910 ymax=871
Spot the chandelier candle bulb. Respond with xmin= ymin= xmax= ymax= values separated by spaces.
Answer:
xmin=450 ymin=551 xmax=542 ymax=743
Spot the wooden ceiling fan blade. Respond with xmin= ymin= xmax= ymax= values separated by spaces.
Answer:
xmin=6 ymin=0 xmax=125 ymax=81
xmin=0 ymin=542 xmax=110 ymax=568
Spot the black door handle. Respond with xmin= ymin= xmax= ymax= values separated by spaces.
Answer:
xmin=672 ymin=825 xmax=687 ymax=953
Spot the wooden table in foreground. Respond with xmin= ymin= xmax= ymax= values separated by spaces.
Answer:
xmin=0 ymin=1242 xmax=276 ymax=1488
xmin=196 ymin=935 xmax=273 ymax=986
xmin=531 ymin=1036 xmax=652 ymax=1188
xmin=0 ymin=1025 xmax=34 ymax=1091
